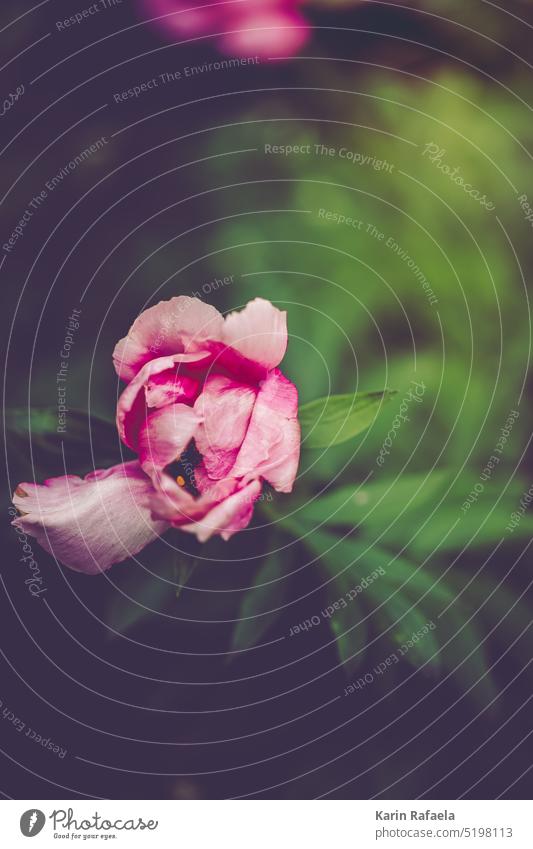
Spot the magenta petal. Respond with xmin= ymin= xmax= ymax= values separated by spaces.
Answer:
xmin=233 ymin=368 xmax=300 ymax=492
xmin=145 ymin=370 xmax=199 ymax=409
xmin=138 ymin=403 xmax=201 ymax=477
xmin=200 ymin=339 xmax=269 ymax=385
xmin=193 ymin=375 xmax=256 ymax=479
xmin=181 ymin=479 xmax=262 ymax=543
xmin=223 ymin=298 xmax=288 ymax=369
xmin=113 ymin=296 xmax=224 ymax=382
xmin=12 ymin=462 xmax=168 ymax=574
xmin=117 ymin=352 xmax=206 ymax=450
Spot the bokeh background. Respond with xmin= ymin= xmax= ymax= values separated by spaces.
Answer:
xmin=1 ymin=0 xmax=532 ymax=800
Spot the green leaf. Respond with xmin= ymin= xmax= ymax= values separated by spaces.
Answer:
xmin=171 ymin=531 xmax=208 ymax=599
xmin=288 ymin=524 xmax=495 ymax=702
xmin=296 ymin=471 xmax=450 ymax=532
xmin=296 ymin=471 xmax=533 ymax=554
xmin=6 ymin=407 xmax=121 ymax=474
xmin=450 ymin=573 xmax=533 ymax=654
xmin=174 ymin=555 xmax=199 ymax=600
xmin=299 ymin=390 xmax=396 ymax=450
xmin=291 ymin=527 xmax=377 ymax=677
xmin=407 ymin=481 xmax=533 ymax=555
xmin=324 ymin=567 xmax=368 ymax=678
xmin=105 ymin=540 xmax=179 ymax=637
xmin=230 ymin=549 xmax=286 ymax=654
xmin=301 ymin=530 xmax=439 ymax=670
xmin=369 ymin=548 xmax=496 ymax=704
xmin=377 ymin=590 xmax=441 ymax=668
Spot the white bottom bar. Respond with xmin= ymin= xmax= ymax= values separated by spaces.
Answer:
xmin=2 ymin=800 xmax=531 ymax=847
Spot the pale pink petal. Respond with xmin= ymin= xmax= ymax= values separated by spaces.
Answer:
xmin=138 ymin=403 xmax=201 ymax=476
xmin=146 ymin=471 xmax=199 ymax=524
xmin=113 ymin=297 xmax=224 ymax=382
xmin=12 ymin=462 xmax=168 ymax=575
xmin=181 ymin=479 xmax=262 ymax=542
xmin=222 ymin=298 xmax=288 ymax=369
xmin=193 ymin=461 xmax=234 ymax=498
xmin=193 ymin=375 xmax=256 ymax=479
xmin=116 ymin=352 xmax=207 ymax=450
xmin=253 ymin=417 xmax=300 ymax=492
xmin=233 ymin=368 xmax=300 ymax=492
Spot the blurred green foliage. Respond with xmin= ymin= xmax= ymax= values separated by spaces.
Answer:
xmin=200 ymin=68 xmax=530 ymax=473
xmin=193 ymin=67 xmax=532 ymax=696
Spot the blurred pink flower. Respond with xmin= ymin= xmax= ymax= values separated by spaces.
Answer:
xmin=13 ymin=298 xmax=300 ymax=574
xmin=139 ymin=0 xmax=311 ymax=59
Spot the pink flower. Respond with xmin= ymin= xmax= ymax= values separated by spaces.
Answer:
xmin=139 ymin=0 xmax=311 ymax=59
xmin=12 ymin=298 xmax=300 ymax=574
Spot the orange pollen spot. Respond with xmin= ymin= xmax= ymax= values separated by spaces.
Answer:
xmin=176 ymin=475 xmax=186 ymax=487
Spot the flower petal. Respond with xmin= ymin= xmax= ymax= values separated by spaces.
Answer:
xmin=145 ymin=371 xmax=199 ymax=409
xmin=233 ymin=368 xmax=300 ymax=492
xmin=113 ymin=296 xmax=224 ymax=382
xmin=223 ymin=298 xmax=288 ymax=369
xmin=117 ymin=352 xmax=206 ymax=451
xmin=138 ymin=403 xmax=201 ymax=477
xmin=12 ymin=462 xmax=168 ymax=574
xmin=181 ymin=479 xmax=262 ymax=543
xmin=147 ymin=463 xmax=238 ymax=527
xmin=139 ymin=0 xmax=220 ymax=37
xmin=193 ymin=375 xmax=256 ymax=479
xmin=145 ymin=471 xmax=200 ymax=525
xmin=220 ymin=8 xmax=311 ymax=60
